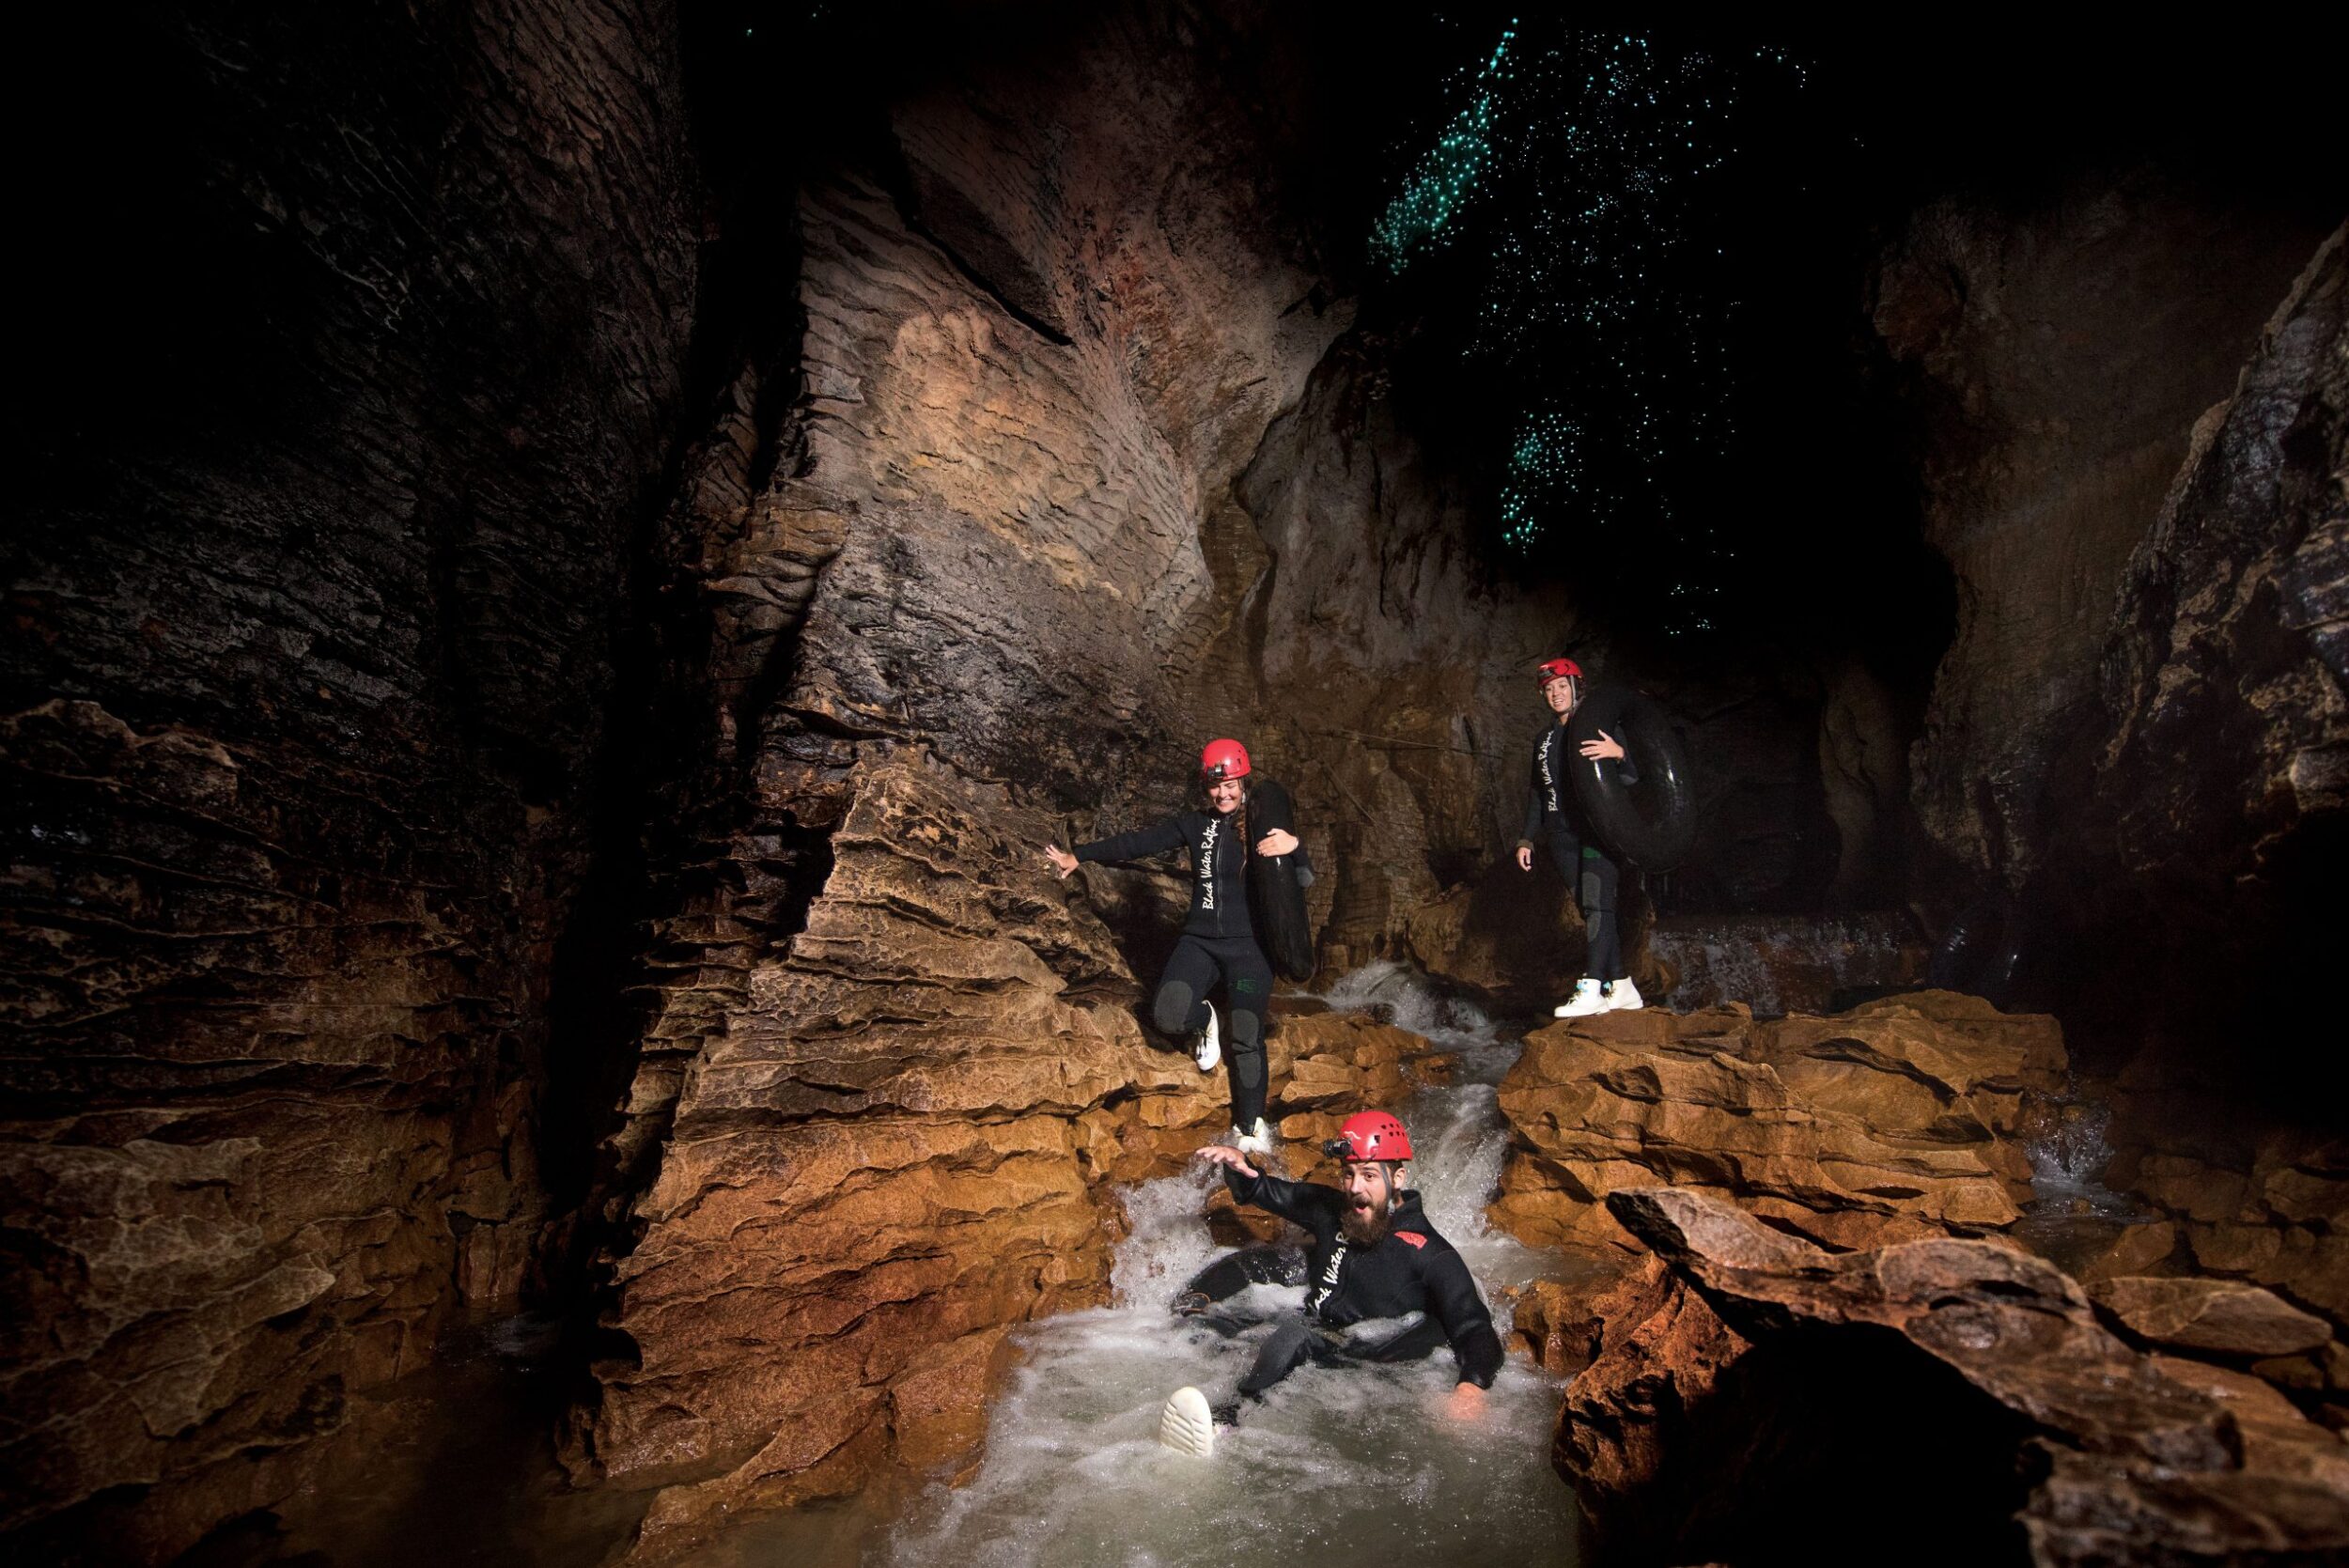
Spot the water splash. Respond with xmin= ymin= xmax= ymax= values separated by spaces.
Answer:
xmin=880 ymin=966 xmax=1578 ymax=1567
xmin=2019 ymin=1092 xmax=2135 ymax=1217
xmin=1648 ymin=911 xmax=1926 ymax=1017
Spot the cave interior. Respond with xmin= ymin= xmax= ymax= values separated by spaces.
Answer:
xmin=6 ymin=3 xmax=2347 ymax=1564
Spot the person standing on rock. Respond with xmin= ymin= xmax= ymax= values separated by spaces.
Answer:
xmin=1518 ymin=656 xmax=1644 ymax=1017
xmin=1154 ymin=1110 xmax=1502 ymax=1456
xmin=1043 ymin=739 xmax=1297 ymax=1157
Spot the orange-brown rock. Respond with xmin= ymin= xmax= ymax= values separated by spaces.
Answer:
xmin=1496 ymin=1256 xmax=1647 ymax=1376
xmin=2103 ymin=1048 xmax=2349 ymax=1335
xmin=1491 ymin=990 xmax=2066 ymax=1254
xmin=1563 ymin=1187 xmax=2349 ymax=1567
xmin=2091 ymin=1276 xmax=2333 ymax=1360
xmin=576 ymin=750 xmax=1440 ymax=1558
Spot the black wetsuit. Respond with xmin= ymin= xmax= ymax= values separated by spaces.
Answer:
xmin=1184 ymin=1168 xmax=1503 ymax=1402
xmin=1072 ymin=804 xmax=1274 ymax=1129
xmin=1518 ymin=718 xmax=1636 ymax=984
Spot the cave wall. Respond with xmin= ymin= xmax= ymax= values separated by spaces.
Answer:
xmin=1878 ymin=176 xmax=2335 ymax=893
xmin=2062 ymin=226 xmax=2349 ymax=1327
xmin=565 ymin=4 xmax=1703 ymax=1543
xmin=1 ymin=1 xmax=698 ymax=1554
xmin=22 ymin=4 xmax=2340 ymax=1557
xmin=567 ymin=6 xmax=1360 ymax=1542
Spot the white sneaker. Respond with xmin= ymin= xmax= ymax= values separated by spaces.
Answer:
xmin=1553 ymin=978 xmax=1607 ymax=1018
xmin=1159 ymin=1386 xmax=1216 ymax=1456
xmin=1604 ymin=979 xmax=1645 ymax=1012
xmin=1233 ymin=1118 xmax=1273 ymax=1158
xmin=1194 ymin=1002 xmax=1221 ymax=1072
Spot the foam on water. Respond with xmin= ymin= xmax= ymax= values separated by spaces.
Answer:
xmin=881 ymin=965 xmax=1579 ymax=1567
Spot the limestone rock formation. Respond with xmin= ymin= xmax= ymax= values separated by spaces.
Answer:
xmin=3 ymin=2 xmax=696 ymax=1554
xmin=2082 ymin=224 xmax=2348 ymax=920
xmin=1876 ymin=180 xmax=2335 ymax=892
xmin=1491 ymin=990 xmax=2064 ymax=1253
xmin=2101 ymin=1101 xmax=2349 ymax=1327
xmin=1561 ymin=1187 xmax=2349 ymax=1567
xmin=2091 ymin=1277 xmax=2333 ymax=1359
xmin=575 ymin=748 xmax=1436 ymax=1553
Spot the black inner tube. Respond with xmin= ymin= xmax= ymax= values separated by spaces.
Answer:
xmin=1246 ymin=777 xmax=1315 ymax=981
xmin=1564 ymin=687 xmax=1698 ymax=871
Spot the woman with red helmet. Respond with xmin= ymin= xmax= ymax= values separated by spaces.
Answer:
xmin=1042 ymin=739 xmax=1299 ymax=1156
xmin=1519 ymin=658 xmax=1643 ymax=1016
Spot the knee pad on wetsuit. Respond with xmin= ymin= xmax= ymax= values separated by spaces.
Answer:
xmin=1229 ymin=1011 xmax=1265 ymax=1087
xmin=1152 ymin=982 xmax=1196 ymax=1037
xmin=1579 ymin=869 xmax=1613 ymax=918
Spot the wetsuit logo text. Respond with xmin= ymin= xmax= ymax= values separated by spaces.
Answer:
xmin=1307 ymin=1242 xmax=1346 ymax=1316
xmin=1197 ymin=818 xmax=1219 ymax=909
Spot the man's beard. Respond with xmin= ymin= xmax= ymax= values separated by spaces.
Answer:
xmin=1340 ymin=1201 xmax=1392 ymax=1245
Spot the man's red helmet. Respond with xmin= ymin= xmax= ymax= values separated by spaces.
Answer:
xmin=1535 ymin=658 xmax=1583 ymax=686
xmin=1200 ymin=738 xmax=1252 ymax=781
xmin=1326 ymin=1110 xmax=1413 ymax=1163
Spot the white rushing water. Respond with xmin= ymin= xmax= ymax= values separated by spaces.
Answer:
xmin=878 ymin=962 xmax=1579 ymax=1568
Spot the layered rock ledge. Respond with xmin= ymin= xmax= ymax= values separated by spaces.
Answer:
xmin=1491 ymin=989 xmax=2065 ymax=1254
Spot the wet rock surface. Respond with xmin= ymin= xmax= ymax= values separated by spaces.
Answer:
xmin=1490 ymin=989 xmax=2065 ymax=1254
xmin=1562 ymin=1187 xmax=2349 ymax=1568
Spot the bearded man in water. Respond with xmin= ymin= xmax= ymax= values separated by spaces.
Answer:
xmin=1156 ymin=1110 xmax=1502 ymax=1456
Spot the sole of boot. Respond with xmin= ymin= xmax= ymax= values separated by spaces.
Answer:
xmin=1159 ymin=1386 xmax=1216 ymax=1457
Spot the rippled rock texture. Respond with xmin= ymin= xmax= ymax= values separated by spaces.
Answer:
xmin=571 ymin=751 xmax=1437 ymax=1552
xmin=3 ymin=2 xmax=696 ymax=1555
xmin=1491 ymin=990 xmax=2064 ymax=1254
xmin=1563 ymin=1188 xmax=2349 ymax=1568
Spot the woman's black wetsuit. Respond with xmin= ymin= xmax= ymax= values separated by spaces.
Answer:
xmin=1518 ymin=718 xmax=1637 ymax=982
xmin=1071 ymin=804 xmax=1273 ymax=1129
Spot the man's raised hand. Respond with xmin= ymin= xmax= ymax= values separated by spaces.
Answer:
xmin=1193 ymin=1143 xmax=1259 ymax=1181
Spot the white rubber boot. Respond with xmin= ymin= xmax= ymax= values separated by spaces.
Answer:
xmin=1553 ymin=978 xmax=1606 ymax=1018
xmin=1194 ymin=1001 xmax=1221 ymax=1072
xmin=1604 ymin=979 xmax=1646 ymax=1012
xmin=1232 ymin=1118 xmax=1273 ymax=1159
xmin=1159 ymin=1386 xmax=1216 ymax=1456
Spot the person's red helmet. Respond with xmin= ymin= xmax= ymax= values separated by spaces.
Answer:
xmin=1535 ymin=658 xmax=1583 ymax=686
xmin=1200 ymin=738 xmax=1252 ymax=781
xmin=1325 ymin=1110 xmax=1413 ymax=1163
